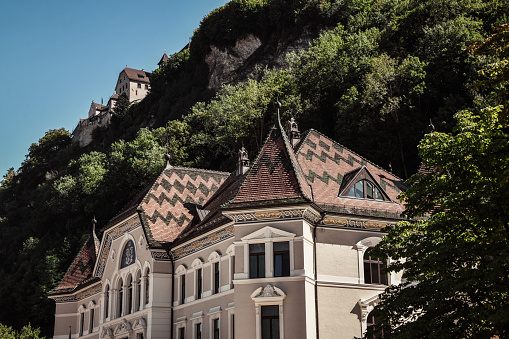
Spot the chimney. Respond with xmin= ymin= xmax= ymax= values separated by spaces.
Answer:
xmin=237 ymin=147 xmax=250 ymax=176
xmin=286 ymin=117 xmax=301 ymax=149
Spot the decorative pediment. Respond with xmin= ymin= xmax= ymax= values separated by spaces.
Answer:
xmin=132 ymin=317 xmax=147 ymax=330
xmin=114 ymin=319 xmax=132 ymax=335
xmin=359 ymin=295 xmax=379 ymax=322
xmin=100 ymin=327 xmax=113 ymax=339
xmin=251 ymin=284 xmax=286 ymax=301
xmin=241 ymin=226 xmax=296 ymax=242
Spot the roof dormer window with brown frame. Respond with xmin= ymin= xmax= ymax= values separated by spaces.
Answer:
xmin=338 ymin=166 xmax=390 ymax=201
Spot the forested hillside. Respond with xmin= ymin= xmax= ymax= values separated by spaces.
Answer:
xmin=0 ymin=0 xmax=507 ymax=336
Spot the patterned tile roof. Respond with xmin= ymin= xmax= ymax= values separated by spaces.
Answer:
xmin=296 ymin=129 xmax=406 ymax=215
xmin=138 ymin=167 xmax=229 ymax=244
xmin=51 ymin=234 xmax=98 ymax=294
xmin=226 ymin=117 xmax=312 ymax=207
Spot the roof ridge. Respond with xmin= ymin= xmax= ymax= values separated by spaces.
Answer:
xmin=224 ymin=112 xmax=312 ymax=206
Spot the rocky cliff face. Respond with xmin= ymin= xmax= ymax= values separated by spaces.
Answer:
xmin=205 ymin=28 xmax=319 ymax=90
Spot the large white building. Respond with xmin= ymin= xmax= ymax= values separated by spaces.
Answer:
xmin=49 ymin=110 xmax=405 ymax=339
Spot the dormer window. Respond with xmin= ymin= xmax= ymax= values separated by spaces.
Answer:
xmin=347 ymin=180 xmax=384 ymax=200
xmin=339 ymin=166 xmax=390 ymax=201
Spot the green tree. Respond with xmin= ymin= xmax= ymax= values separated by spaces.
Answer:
xmin=367 ymin=25 xmax=509 ymax=338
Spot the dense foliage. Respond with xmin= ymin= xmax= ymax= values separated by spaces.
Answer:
xmin=367 ymin=24 xmax=509 ymax=338
xmin=0 ymin=0 xmax=507 ymax=336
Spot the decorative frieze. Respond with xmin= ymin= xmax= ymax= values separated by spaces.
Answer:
xmin=172 ymin=225 xmax=234 ymax=260
xmin=95 ymin=215 xmax=142 ymax=278
xmin=151 ymin=251 xmax=171 ymax=261
xmin=322 ymin=217 xmax=391 ymax=230
xmin=53 ymin=283 xmax=101 ymax=303
xmin=228 ymin=208 xmax=321 ymax=225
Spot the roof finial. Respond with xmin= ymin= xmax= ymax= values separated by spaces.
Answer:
xmin=427 ymin=119 xmax=435 ymax=133
xmin=273 ymin=98 xmax=282 ymax=129
xmin=165 ymin=153 xmax=172 ymax=169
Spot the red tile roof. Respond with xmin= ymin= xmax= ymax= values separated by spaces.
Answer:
xmin=296 ymin=129 xmax=405 ymax=215
xmin=227 ymin=118 xmax=312 ymax=206
xmin=138 ymin=167 xmax=229 ymax=244
xmin=51 ymin=234 xmax=98 ymax=293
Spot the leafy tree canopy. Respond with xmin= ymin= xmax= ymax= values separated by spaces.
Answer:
xmin=368 ymin=23 xmax=509 ymax=338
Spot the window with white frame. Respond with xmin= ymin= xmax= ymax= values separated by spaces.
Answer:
xmin=135 ymin=270 xmax=141 ymax=312
xmin=208 ymin=306 xmax=221 ymax=339
xmin=226 ymin=245 xmax=235 ymax=289
xmin=145 ymin=267 xmax=150 ymax=305
xmin=175 ymin=316 xmax=187 ymax=339
xmin=355 ymin=237 xmax=388 ymax=285
xmin=240 ymin=226 xmax=296 ymax=280
xmin=176 ymin=265 xmax=187 ymax=305
xmin=117 ymin=278 xmax=123 ymax=318
xmin=104 ymin=284 xmax=110 ymax=320
xmin=191 ymin=259 xmax=204 ymax=301
xmin=251 ymin=285 xmax=286 ymax=339
xmin=359 ymin=294 xmax=380 ymax=337
xmin=78 ymin=304 xmax=86 ymax=337
xmin=190 ymin=311 xmax=204 ymax=339
xmin=208 ymin=252 xmax=221 ymax=295
xmin=88 ymin=301 xmax=95 ymax=333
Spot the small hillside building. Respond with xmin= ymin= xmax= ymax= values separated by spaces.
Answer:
xmin=115 ymin=68 xmax=152 ymax=104
xmin=49 ymin=111 xmax=405 ymax=339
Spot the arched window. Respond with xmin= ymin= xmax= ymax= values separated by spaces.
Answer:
xmin=145 ymin=268 xmax=150 ymax=305
xmin=121 ymin=240 xmax=136 ymax=269
xmin=348 ymin=180 xmax=384 ymax=200
xmin=104 ymin=285 xmax=109 ymax=320
xmin=366 ymin=310 xmax=383 ymax=338
xmin=363 ymin=248 xmax=387 ymax=285
xmin=135 ymin=271 xmax=141 ymax=312
xmin=118 ymin=278 xmax=123 ymax=318
xmin=126 ymin=275 xmax=133 ymax=315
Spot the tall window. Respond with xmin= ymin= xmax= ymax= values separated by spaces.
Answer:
xmin=89 ymin=308 xmax=94 ymax=333
xmin=179 ymin=327 xmax=185 ymax=339
xmin=273 ymin=242 xmax=290 ymax=277
xmin=367 ymin=310 xmax=383 ymax=338
xmin=196 ymin=268 xmax=203 ymax=299
xmin=363 ymin=248 xmax=388 ymax=285
xmin=181 ymin=274 xmax=186 ymax=304
xmin=104 ymin=285 xmax=109 ymax=319
xmin=249 ymin=244 xmax=265 ymax=278
xmin=261 ymin=306 xmax=279 ymax=339
xmin=214 ymin=262 xmax=220 ymax=294
xmin=213 ymin=318 xmax=220 ymax=339
xmin=232 ymin=314 xmax=235 ymax=339
xmin=136 ymin=276 xmax=141 ymax=311
xmin=127 ymin=276 xmax=133 ymax=314
xmin=118 ymin=280 xmax=123 ymax=318
xmin=145 ymin=268 xmax=150 ymax=305
xmin=195 ymin=323 xmax=202 ymax=339
xmin=79 ymin=312 xmax=85 ymax=336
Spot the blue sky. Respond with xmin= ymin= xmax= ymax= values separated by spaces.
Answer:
xmin=0 ymin=0 xmax=228 ymax=178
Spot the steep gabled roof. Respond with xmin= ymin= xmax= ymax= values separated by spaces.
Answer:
xmin=225 ymin=113 xmax=312 ymax=208
xmin=137 ymin=167 xmax=229 ymax=245
xmin=158 ymin=53 xmax=169 ymax=66
xmin=296 ymin=129 xmax=406 ymax=216
xmin=49 ymin=233 xmax=99 ymax=295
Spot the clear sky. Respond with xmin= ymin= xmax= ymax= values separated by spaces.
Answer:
xmin=0 ymin=0 xmax=228 ymax=178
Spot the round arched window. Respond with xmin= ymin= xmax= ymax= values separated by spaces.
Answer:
xmin=121 ymin=240 xmax=136 ymax=269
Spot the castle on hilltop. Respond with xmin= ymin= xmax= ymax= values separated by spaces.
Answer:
xmin=71 ymin=54 xmax=169 ymax=147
